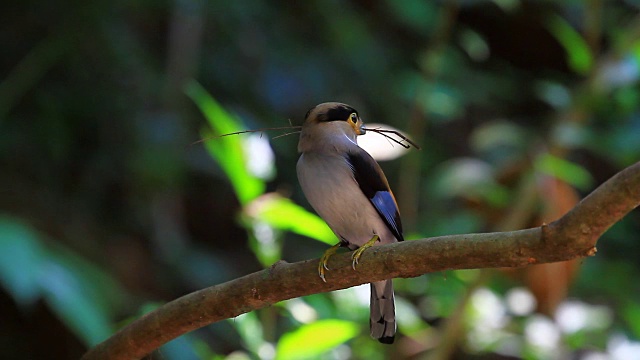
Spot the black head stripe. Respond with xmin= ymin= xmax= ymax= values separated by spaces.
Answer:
xmin=319 ymin=104 xmax=357 ymax=122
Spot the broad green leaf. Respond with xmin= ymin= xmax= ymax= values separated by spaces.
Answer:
xmin=0 ymin=217 xmax=45 ymax=305
xmin=0 ymin=216 xmax=118 ymax=346
xmin=276 ymin=319 xmax=359 ymax=360
xmin=546 ymin=15 xmax=593 ymax=75
xmin=534 ymin=153 xmax=594 ymax=190
xmin=39 ymin=260 xmax=113 ymax=346
xmin=245 ymin=194 xmax=335 ymax=245
xmin=47 ymin=241 xmax=125 ymax=319
xmin=186 ymin=81 xmax=264 ymax=204
xmin=40 ymin=243 xmax=121 ymax=346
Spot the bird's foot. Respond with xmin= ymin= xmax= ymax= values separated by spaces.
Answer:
xmin=351 ymin=235 xmax=379 ymax=270
xmin=318 ymin=242 xmax=342 ymax=282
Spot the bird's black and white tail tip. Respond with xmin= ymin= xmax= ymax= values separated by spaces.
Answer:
xmin=370 ymin=280 xmax=396 ymax=344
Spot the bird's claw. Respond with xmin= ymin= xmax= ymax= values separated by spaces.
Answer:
xmin=318 ymin=235 xmax=379 ymax=279
xmin=318 ymin=260 xmax=329 ymax=283
xmin=351 ymin=235 xmax=379 ymax=270
xmin=318 ymin=242 xmax=341 ymax=282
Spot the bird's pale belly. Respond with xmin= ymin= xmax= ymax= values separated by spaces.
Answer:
xmin=297 ymin=153 xmax=396 ymax=249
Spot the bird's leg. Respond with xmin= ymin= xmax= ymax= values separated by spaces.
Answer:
xmin=318 ymin=242 xmax=343 ymax=282
xmin=351 ymin=235 xmax=379 ymax=270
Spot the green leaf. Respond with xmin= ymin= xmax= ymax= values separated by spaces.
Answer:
xmin=39 ymin=242 xmax=121 ymax=346
xmin=0 ymin=216 xmax=118 ymax=346
xmin=185 ymin=81 xmax=264 ymax=204
xmin=623 ymin=302 xmax=640 ymax=339
xmin=276 ymin=319 xmax=359 ymax=360
xmin=245 ymin=194 xmax=336 ymax=245
xmin=39 ymin=259 xmax=113 ymax=346
xmin=546 ymin=15 xmax=593 ymax=75
xmin=534 ymin=153 xmax=594 ymax=190
xmin=0 ymin=217 xmax=46 ymax=305
xmin=630 ymin=40 xmax=640 ymax=65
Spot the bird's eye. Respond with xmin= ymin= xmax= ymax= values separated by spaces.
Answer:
xmin=350 ymin=113 xmax=358 ymax=123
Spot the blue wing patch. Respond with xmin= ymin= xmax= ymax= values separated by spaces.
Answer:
xmin=371 ymin=191 xmax=402 ymax=239
xmin=346 ymin=150 xmax=404 ymax=241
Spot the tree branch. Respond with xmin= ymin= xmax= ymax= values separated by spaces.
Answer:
xmin=82 ymin=161 xmax=640 ymax=360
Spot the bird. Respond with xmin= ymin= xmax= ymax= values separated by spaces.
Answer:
xmin=296 ymin=102 xmax=404 ymax=344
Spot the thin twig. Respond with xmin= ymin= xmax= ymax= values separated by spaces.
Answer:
xmin=190 ymin=126 xmax=303 ymax=146
xmin=364 ymin=128 xmax=421 ymax=150
xmin=271 ymin=130 xmax=301 ymax=140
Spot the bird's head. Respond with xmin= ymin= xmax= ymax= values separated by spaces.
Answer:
xmin=298 ymin=102 xmax=366 ymax=152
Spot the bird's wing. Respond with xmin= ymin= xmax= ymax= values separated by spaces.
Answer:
xmin=345 ymin=149 xmax=404 ymax=241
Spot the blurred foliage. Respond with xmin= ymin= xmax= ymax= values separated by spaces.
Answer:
xmin=0 ymin=217 xmax=123 ymax=347
xmin=1 ymin=0 xmax=640 ymax=359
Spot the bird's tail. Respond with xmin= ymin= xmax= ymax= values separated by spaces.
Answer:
xmin=370 ymin=280 xmax=396 ymax=344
